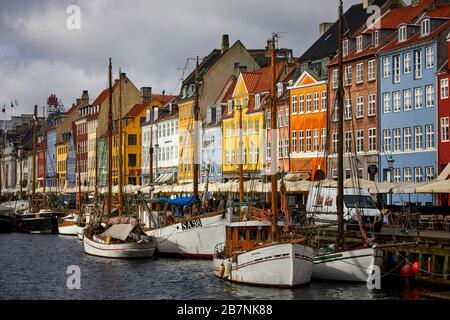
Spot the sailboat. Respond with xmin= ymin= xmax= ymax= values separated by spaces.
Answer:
xmin=212 ymin=36 xmax=315 ymax=287
xmin=145 ymin=56 xmax=227 ymax=259
xmin=311 ymin=0 xmax=383 ymax=282
xmin=14 ymin=105 xmax=55 ymax=234
xmin=83 ymin=59 xmax=156 ymax=258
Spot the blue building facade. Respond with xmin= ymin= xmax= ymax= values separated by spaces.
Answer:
xmin=66 ymin=133 xmax=76 ymax=187
xmin=378 ymin=17 xmax=449 ymax=205
xmin=45 ymin=128 xmax=57 ymax=188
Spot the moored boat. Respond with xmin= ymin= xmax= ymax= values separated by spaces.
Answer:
xmin=14 ymin=209 xmax=54 ymax=234
xmin=0 ymin=205 xmax=13 ymax=232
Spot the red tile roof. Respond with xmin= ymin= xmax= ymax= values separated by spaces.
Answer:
xmin=92 ymin=88 xmax=109 ymax=106
xmin=427 ymin=5 xmax=450 ymax=19
xmin=242 ymin=62 xmax=286 ymax=94
xmin=125 ymin=102 xmax=150 ymax=118
xmin=152 ymin=94 xmax=177 ymax=105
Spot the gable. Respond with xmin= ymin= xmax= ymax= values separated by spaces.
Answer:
xmin=292 ymin=71 xmax=321 ymax=88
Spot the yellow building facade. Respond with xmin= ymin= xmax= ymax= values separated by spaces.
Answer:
xmin=178 ymin=100 xmax=194 ymax=183
xmin=56 ymin=142 xmax=68 ymax=189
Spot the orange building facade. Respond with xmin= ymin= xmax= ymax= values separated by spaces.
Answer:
xmin=288 ymin=70 xmax=327 ymax=181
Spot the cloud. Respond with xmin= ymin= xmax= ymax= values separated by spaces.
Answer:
xmin=0 ymin=0 xmax=363 ymax=119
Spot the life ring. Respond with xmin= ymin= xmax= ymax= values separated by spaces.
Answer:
xmin=165 ymin=215 xmax=175 ymax=225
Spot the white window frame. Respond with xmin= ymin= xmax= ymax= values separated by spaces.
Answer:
xmin=415 ymin=167 xmax=423 ymax=182
xmin=313 ymin=92 xmax=319 ymax=112
xmin=372 ymin=31 xmax=379 ymax=47
xmin=383 ymin=129 xmax=391 ymax=152
xmin=321 ymin=91 xmax=327 ymax=111
xmin=414 ymin=50 xmax=422 ymax=79
xmin=415 ymin=126 xmax=423 ymax=150
xmin=299 ymin=130 xmax=304 ymax=152
xmin=313 ymin=129 xmax=319 ymax=152
xmin=383 ymin=57 xmax=391 ymax=78
xmin=345 ymin=99 xmax=352 ymax=120
xmin=404 ymin=167 xmax=412 ymax=182
xmin=426 ymin=46 xmax=434 ymax=69
xmin=383 ymin=92 xmax=391 ymax=113
xmin=441 ymin=79 xmax=449 ymax=99
xmin=393 ymin=91 xmax=401 ymax=112
xmin=332 ymin=133 xmax=338 ymax=154
xmin=332 ymin=69 xmax=339 ymax=90
xmin=368 ymin=60 xmax=376 ymax=81
xmin=404 ymin=89 xmax=412 ymax=111
xmin=306 ymin=93 xmax=312 ymax=112
xmin=345 ymin=131 xmax=352 ymax=153
xmin=399 ymin=26 xmax=407 ymax=42
xmin=344 ymin=66 xmax=352 ymax=86
xmin=343 ymin=40 xmax=349 ymax=57
xmin=393 ymin=128 xmax=401 ymax=152
xmin=426 ymin=166 xmax=435 ymax=181
xmin=415 ymin=87 xmax=423 ymax=109
xmin=421 ymin=19 xmax=430 ymax=37
xmin=356 ymin=96 xmax=364 ymax=119
xmin=291 ymin=95 xmax=297 ymax=114
xmin=404 ymin=127 xmax=412 ymax=151
xmin=356 ymin=130 xmax=364 ymax=153
xmin=368 ymin=94 xmax=376 ymax=116
xmin=356 ymin=36 xmax=363 ymax=52
xmin=299 ymin=94 xmax=305 ymax=113
xmin=368 ymin=128 xmax=376 ymax=152
xmin=356 ymin=63 xmax=364 ymax=84
xmin=426 ymin=85 xmax=434 ymax=107
xmin=403 ymin=52 xmax=411 ymax=74
xmin=426 ymin=124 xmax=435 ymax=149
xmin=393 ymin=55 xmax=400 ymax=83
xmin=292 ymin=130 xmax=297 ymax=153
xmin=441 ymin=117 xmax=449 ymax=142
xmin=306 ymin=129 xmax=312 ymax=152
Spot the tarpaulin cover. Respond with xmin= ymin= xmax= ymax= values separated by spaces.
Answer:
xmin=101 ymin=224 xmax=134 ymax=241
xmin=158 ymin=196 xmax=196 ymax=207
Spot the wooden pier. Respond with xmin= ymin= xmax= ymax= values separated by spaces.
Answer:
xmin=293 ymin=226 xmax=450 ymax=288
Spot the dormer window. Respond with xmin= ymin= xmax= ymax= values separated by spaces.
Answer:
xmin=255 ymin=94 xmax=261 ymax=109
xmin=421 ymin=19 xmax=430 ymax=36
xmin=277 ymin=83 xmax=283 ymax=97
xmin=343 ymin=40 xmax=349 ymax=56
xmin=399 ymin=26 xmax=407 ymax=42
xmin=288 ymin=80 xmax=294 ymax=87
xmin=227 ymin=100 xmax=233 ymax=114
xmin=356 ymin=36 xmax=363 ymax=52
xmin=372 ymin=31 xmax=379 ymax=47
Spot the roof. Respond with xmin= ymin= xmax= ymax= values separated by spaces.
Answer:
xmin=379 ymin=20 xmax=450 ymax=54
xmin=427 ymin=4 xmax=450 ymax=19
xmin=299 ymin=0 xmax=388 ymax=62
xmin=125 ymin=102 xmax=150 ymax=118
xmin=242 ymin=62 xmax=287 ymax=94
xmin=92 ymin=88 xmax=109 ymax=106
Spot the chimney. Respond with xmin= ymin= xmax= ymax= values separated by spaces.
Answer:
xmin=141 ymin=87 xmax=152 ymax=103
xmin=238 ymin=65 xmax=248 ymax=73
xmin=319 ymin=22 xmax=333 ymax=36
xmin=169 ymin=101 xmax=173 ymax=113
xmin=411 ymin=0 xmax=421 ymax=6
xmin=363 ymin=0 xmax=372 ymax=9
xmin=265 ymin=39 xmax=274 ymax=58
xmin=76 ymin=98 xmax=82 ymax=105
xmin=221 ymin=34 xmax=229 ymax=54
xmin=81 ymin=90 xmax=89 ymax=103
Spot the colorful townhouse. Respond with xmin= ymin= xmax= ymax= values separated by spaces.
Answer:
xmin=178 ymin=35 xmax=264 ymax=184
xmin=289 ymin=70 xmax=328 ymax=181
xmin=222 ymin=62 xmax=289 ymax=180
xmin=327 ymin=1 xmax=432 ymax=182
xmin=378 ymin=9 xmax=450 ymax=204
xmin=437 ymin=29 xmax=450 ymax=204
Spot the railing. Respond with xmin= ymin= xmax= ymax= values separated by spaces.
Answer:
xmin=214 ymin=242 xmax=226 ymax=259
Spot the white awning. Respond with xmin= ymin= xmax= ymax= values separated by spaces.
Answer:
xmin=437 ymin=162 xmax=450 ymax=180
xmin=101 ymin=224 xmax=134 ymax=241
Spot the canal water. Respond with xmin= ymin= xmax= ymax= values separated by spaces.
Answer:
xmin=0 ymin=233 xmax=418 ymax=300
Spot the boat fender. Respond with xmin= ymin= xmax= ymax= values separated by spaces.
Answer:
xmin=224 ymin=261 xmax=232 ymax=279
xmin=218 ymin=263 xmax=225 ymax=278
xmin=165 ymin=215 xmax=174 ymax=225
xmin=105 ymin=236 xmax=111 ymax=245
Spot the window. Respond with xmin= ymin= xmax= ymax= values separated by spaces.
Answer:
xmin=393 ymin=91 xmax=401 ymax=112
xmin=403 ymin=89 xmax=412 ymax=111
xmin=415 ymin=87 xmax=423 ymax=109
xmin=368 ymin=94 xmax=376 ymax=116
xmin=284 ymin=138 xmax=289 ymax=157
xmin=421 ymin=19 xmax=430 ymax=36
xmin=393 ymin=128 xmax=401 ymax=152
xmin=292 ymin=131 xmax=297 ymax=153
xmin=332 ymin=101 xmax=339 ymax=122
xmin=332 ymin=133 xmax=338 ymax=154
xmin=383 ymin=130 xmax=391 ymax=152
xmin=414 ymin=50 xmax=422 ymax=79
xmin=321 ymin=128 xmax=327 ymax=151
xmin=393 ymin=55 xmax=400 ymax=83
xmin=415 ymin=126 xmax=423 ymax=150
xmin=404 ymin=127 xmax=412 ymax=151
xmin=426 ymin=85 xmax=434 ymax=107
xmin=306 ymin=94 xmax=312 ymax=112
xmin=227 ymin=100 xmax=233 ymax=114
xmin=343 ymin=39 xmax=349 ymax=56
xmin=292 ymin=95 xmax=297 ymax=113
xmin=425 ymin=167 xmax=435 ymax=181
xmin=356 ymin=96 xmax=364 ymax=118
xmin=314 ymin=92 xmax=319 ymax=112
xmin=372 ymin=31 xmax=379 ymax=47
xmin=403 ymin=52 xmax=411 ymax=74
xmin=306 ymin=129 xmax=311 ymax=152
xmin=277 ymin=83 xmax=283 ymax=97
xmin=255 ymin=94 xmax=261 ymax=109
xmin=344 ymin=66 xmax=352 ymax=86
xmin=404 ymin=168 xmax=412 ymax=182
xmin=399 ymin=26 xmax=407 ymax=42
xmin=356 ymin=63 xmax=364 ymax=84
xmin=383 ymin=93 xmax=391 ymax=113
xmin=266 ymin=142 xmax=270 ymax=160
xmin=441 ymin=117 xmax=449 ymax=142
xmin=321 ymin=91 xmax=327 ymax=111
xmin=278 ymin=113 xmax=283 ymax=128
xmin=426 ymin=124 xmax=434 ymax=149
xmin=299 ymin=95 xmax=305 ymax=113
xmin=441 ymin=79 xmax=449 ymax=99
xmin=356 ymin=36 xmax=363 ymax=52
xmin=383 ymin=58 xmax=391 ymax=78
xmin=128 ymin=134 xmax=137 ymax=145
xmin=278 ymin=140 xmax=283 ymax=159
xmin=313 ymin=129 xmax=319 ymax=152
xmin=299 ymin=130 xmax=304 ymax=152
xmin=368 ymin=128 xmax=376 ymax=152
xmin=345 ymin=99 xmax=352 ymax=119
xmin=426 ymin=46 xmax=434 ymax=69
xmin=345 ymin=131 xmax=352 ymax=153
xmin=356 ymin=130 xmax=364 ymax=152
xmin=394 ymin=169 xmax=401 ymax=183
xmin=415 ymin=167 xmax=423 ymax=182
xmin=368 ymin=60 xmax=376 ymax=81
xmin=284 ymin=108 xmax=289 ymax=127
xmin=128 ymin=154 xmax=137 ymax=167
xmin=332 ymin=70 xmax=339 ymax=89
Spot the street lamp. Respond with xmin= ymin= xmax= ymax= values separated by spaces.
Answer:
xmin=387 ymin=155 xmax=395 ymax=205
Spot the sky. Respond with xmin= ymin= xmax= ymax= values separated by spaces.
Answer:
xmin=0 ymin=0 xmax=391 ymax=119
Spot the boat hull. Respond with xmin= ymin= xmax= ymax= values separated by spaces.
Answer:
xmin=58 ymin=223 xmax=83 ymax=236
xmin=0 ymin=217 xmax=13 ymax=232
xmin=146 ymin=213 xmax=226 ymax=259
xmin=14 ymin=213 xmax=53 ymax=234
xmin=214 ymin=243 xmax=315 ymax=288
xmin=313 ymin=246 xmax=383 ymax=282
xmin=83 ymin=235 xmax=156 ymax=259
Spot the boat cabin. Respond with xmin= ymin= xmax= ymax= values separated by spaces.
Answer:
xmin=224 ymin=221 xmax=283 ymax=257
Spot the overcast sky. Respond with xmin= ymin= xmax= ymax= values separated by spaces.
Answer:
xmin=0 ymin=0 xmax=385 ymax=119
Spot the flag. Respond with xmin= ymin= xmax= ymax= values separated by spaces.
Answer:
xmin=1 ymin=104 xmax=5 ymax=113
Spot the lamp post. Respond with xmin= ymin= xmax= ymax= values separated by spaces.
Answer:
xmin=387 ymin=156 xmax=395 ymax=206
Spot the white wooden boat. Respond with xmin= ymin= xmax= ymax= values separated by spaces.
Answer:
xmin=312 ymin=245 xmax=383 ymax=282
xmin=213 ymin=221 xmax=315 ymax=287
xmin=83 ymin=224 xmax=157 ymax=259
xmin=77 ymin=226 xmax=86 ymax=240
xmin=58 ymin=215 xmax=83 ymax=236
xmin=146 ymin=211 xmax=226 ymax=259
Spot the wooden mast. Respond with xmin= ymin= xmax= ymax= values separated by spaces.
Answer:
xmin=95 ymin=131 xmax=98 ymax=201
xmin=107 ymin=58 xmax=113 ymax=217
xmin=42 ymin=106 xmax=47 ymax=208
xmin=149 ymin=121 xmax=154 ymax=199
xmin=270 ymin=35 xmax=278 ymax=242
xmin=238 ymin=100 xmax=244 ymax=219
xmin=77 ymin=135 xmax=82 ymax=215
xmin=19 ymin=128 xmax=23 ymax=200
xmin=31 ymin=105 xmax=37 ymax=212
xmin=0 ymin=129 xmax=2 ymax=201
xmin=193 ymin=56 xmax=200 ymax=200
xmin=118 ymin=69 xmax=124 ymax=216
xmin=337 ymin=0 xmax=345 ymax=250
